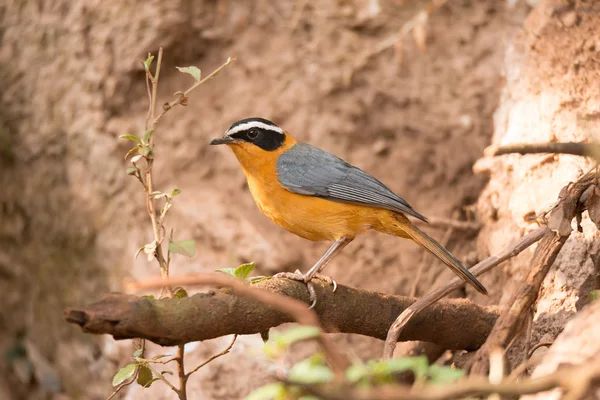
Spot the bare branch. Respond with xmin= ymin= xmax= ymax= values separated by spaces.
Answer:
xmin=153 ymin=57 xmax=236 ymax=126
xmin=413 ymin=217 xmax=479 ymax=231
xmin=145 ymin=362 xmax=179 ymax=395
xmin=484 ymin=142 xmax=600 ymax=159
xmin=383 ymin=226 xmax=548 ymax=359
xmin=186 ymin=335 xmax=237 ymax=378
xmin=64 ymin=275 xmax=499 ymax=359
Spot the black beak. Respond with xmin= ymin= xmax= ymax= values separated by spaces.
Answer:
xmin=209 ymin=136 xmax=236 ymax=145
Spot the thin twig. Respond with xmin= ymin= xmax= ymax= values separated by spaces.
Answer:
xmin=382 ymin=226 xmax=548 ymax=359
xmin=153 ymin=57 xmax=236 ymax=126
xmin=523 ymin=306 xmax=534 ymax=362
xmin=144 ymin=52 xmax=153 ymax=131
xmin=135 ymin=357 xmax=177 ymax=365
xmin=176 ymin=344 xmax=187 ymax=400
xmin=527 ymin=340 xmax=554 ymax=359
xmin=126 ymin=49 xmax=235 ymax=400
xmin=414 ymin=217 xmax=480 ymax=231
xmin=150 ymin=48 xmax=163 ymax=127
xmin=106 ymin=372 xmax=138 ymax=400
xmin=186 ymin=335 xmax=238 ymax=378
xmin=347 ymin=0 xmax=449 ymax=82
xmin=484 ymin=142 xmax=600 ymax=159
xmin=139 ymin=46 xmax=171 ymax=294
xmin=145 ymin=361 xmax=180 ymax=395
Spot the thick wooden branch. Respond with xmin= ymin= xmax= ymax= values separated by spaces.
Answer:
xmin=65 ymin=279 xmax=499 ymax=350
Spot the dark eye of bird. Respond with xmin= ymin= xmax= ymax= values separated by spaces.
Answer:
xmin=229 ymin=126 xmax=285 ymax=151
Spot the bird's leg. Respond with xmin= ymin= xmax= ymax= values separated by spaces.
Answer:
xmin=274 ymin=237 xmax=353 ymax=308
xmin=305 ymin=236 xmax=353 ymax=281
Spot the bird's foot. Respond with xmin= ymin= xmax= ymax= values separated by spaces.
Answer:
xmin=272 ymin=269 xmax=337 ymax=309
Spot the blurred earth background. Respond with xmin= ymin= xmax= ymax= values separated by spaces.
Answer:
xmin=1 ymin=0 xmax=599 ymax=399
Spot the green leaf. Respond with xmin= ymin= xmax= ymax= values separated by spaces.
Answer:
xmin=142 ymin=128 xmax=154 ymax=144
xmin=589 ymin=290 xmax=599 ymax=301
xmin=288 ymin=355 xmax=333 ymax=384
xmin=120 ymin=134 xmax=142 ymax=144
xmin=216 ymin=263 xmax=256 ymax=281
xmin=264 ymin=326 xmax=321 ymax=358
xmin=274 ymin=326 xmax=321 ymax=346
xmin=245 ymin=383 xmax=286 ymax=400
xmin=170 ymin=188 xmax=181 ymax=197
xmin=234 ymin=262 xmax=256 ymax=280
xmin=176 ymin=66 xmax=201 ymax=82
xmin=216 ymin=267 xmax=236 ymax=277
xmin=136 ymin=365 xmax=154 ymax=388
xmin=134 ymin=246 xmax=145 ymax=260
xmin=133 ymin=349 xmax=143 ymax=358
xmin=112 ymin=364 xmax=137 ymax=386
xmin=345 ymin=364 xmax=370 ymax=383
xmin=125 ymin=147 xmax=140 ymax=160
xmin=426 ymin=364 xmax=464 ymax=385
xmin=168 ymin=239 xmax=196 ymax=257
xmin=346 ymin=357 xmax=429 ymax=385
xmin=126 ymin=167 xmax=137 ymax=175
xmin=373 ymin=356 xmax=429 ymax=379
xmin=141 ymin=294 xmax=155 ymax=300
xmin=143 ymin=55 xmax=154 ymax=71
xmin=139 ymin=145 xmax=152 ymax=157
xmin=174 ymin=287 xmax=188 ymax=298
xmin=249 ymin=276 xmax=270 ymax=284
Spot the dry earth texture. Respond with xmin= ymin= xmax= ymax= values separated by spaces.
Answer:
xmin=1 ymin=0 xmax=599 ymax=399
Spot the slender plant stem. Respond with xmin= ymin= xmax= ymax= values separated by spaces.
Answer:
xmin=153 ymin=57 xmax=235 ymax=126
xmin=150 ymin=48 xmax=163 ymax=127
xmin=132 ymin=48 xmax=235 ymax=399
xmin=187 ymin=335 xmax=238 ymax=378
xmin=176 ymin=344 xmax=187 ymax=400
xmin=146 ymin=362 xmax=180 ymax=394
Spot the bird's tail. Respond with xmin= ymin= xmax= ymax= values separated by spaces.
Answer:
xmin=381 ymin=212 xmax=488 ymax=295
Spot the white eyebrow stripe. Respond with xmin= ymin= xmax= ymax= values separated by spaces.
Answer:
xmin=226 ymin=121 xmax=283 ymax=136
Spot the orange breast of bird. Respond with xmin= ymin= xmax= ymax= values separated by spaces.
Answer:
xmin=229 ymin=136 xmax=392 ymax=242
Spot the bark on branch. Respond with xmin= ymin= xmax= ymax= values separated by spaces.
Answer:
xmin=65 ymin=278 xmax=499 ymax=350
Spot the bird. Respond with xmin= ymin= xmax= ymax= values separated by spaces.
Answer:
xmin=210 ymin=117 xmax=487 ymax=306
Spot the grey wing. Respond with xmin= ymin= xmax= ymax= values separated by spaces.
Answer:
xmin=276 ymin=143 xmax=427 ymax=222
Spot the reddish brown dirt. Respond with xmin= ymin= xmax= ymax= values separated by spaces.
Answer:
xmin=0 ymin=1 xmax=567 ymax=399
